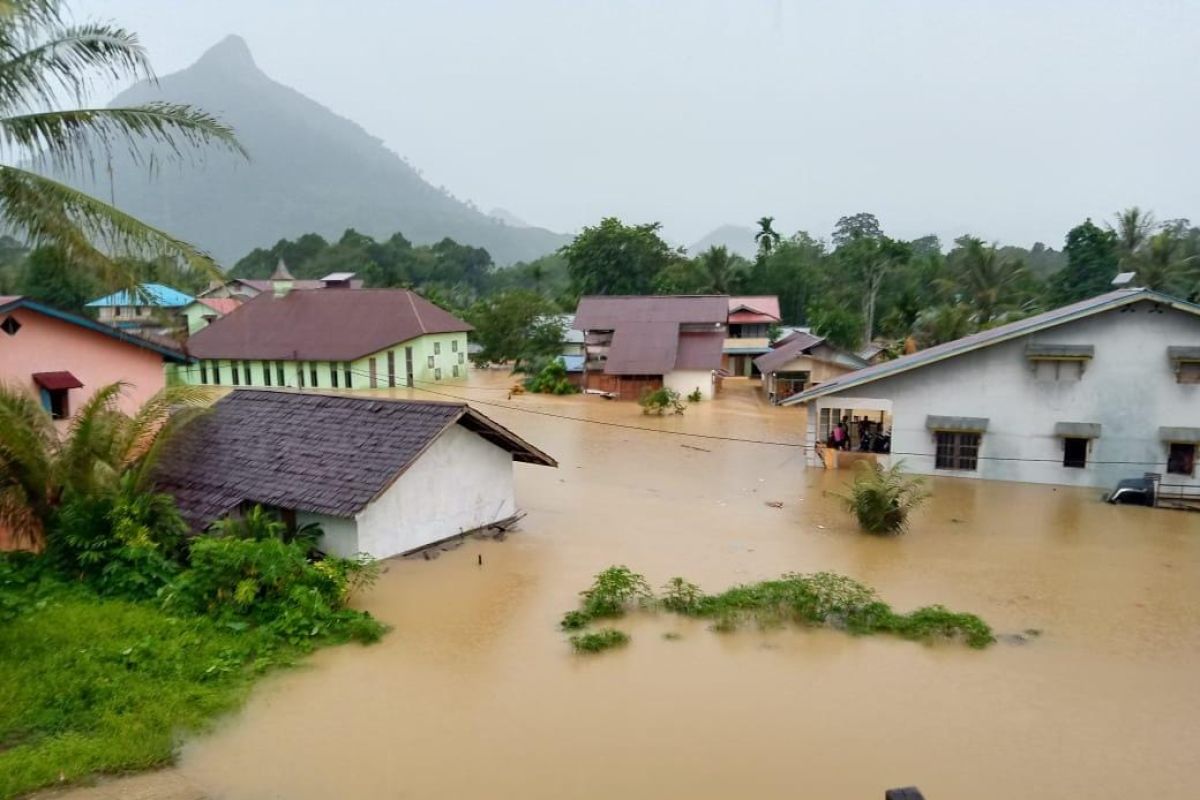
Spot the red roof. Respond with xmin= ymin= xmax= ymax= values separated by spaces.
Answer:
xmin=197 ymin=297 xmax=242 ymax=315
xmin=32 ymin=371 xmax=84 ymax=390
xmin=187 ymin=288 xmax=472 ymax=361
xmin=728 ymin=296 xmax=781 ymax=324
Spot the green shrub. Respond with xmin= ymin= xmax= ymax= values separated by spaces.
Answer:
xmin=687 ymin=388 xmax=703 ymax=403
xmin=523 ymin=358 xmax=580 ymax=395
xmin=660 ymin=577 xmax=703 ymax=614
xmin=638 ymin=387 xmax=685 ymax=415
xmin=162 ymin=537 xmax=384 ymax=646
xmin=578 ymin=565 xmax=652 ymax=620
xmin=569 ymin=628 xmax=629 ymax=653
xmin=840 ymin=460 xmax=929 ymax=534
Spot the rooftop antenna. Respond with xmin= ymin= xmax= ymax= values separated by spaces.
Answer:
xmin=1111 ymin=271 xmax=1137 ymax=288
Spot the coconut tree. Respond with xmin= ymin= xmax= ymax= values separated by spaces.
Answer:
xmin=950 ymin=236 xmax=1031 ymax=325
xmin=1132 ymin=230 xmax=1196 ymax=294
xmin=695 ymin=245 xmax=744 ymax=294
xmin=0 ymin=381 xmax=210 ymax=546
xmin=1110 ymin=206 xmax=1156 ymax=268
xmin=0 ymin=1 xmax=244 ymax=291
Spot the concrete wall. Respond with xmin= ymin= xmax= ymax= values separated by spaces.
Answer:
xmin=173 ymin=332 xmax=470 ymax=390
xmin=300 ymin=512 xmax=361 ymax=559
xmin=664 ymin=369 xmax=715 ymax=400
xmin=806 ymin=301 xmax=1200 ymax=489
xmin=0 ymin=306 xmax=169 ymax=420
xmin=353 ymin=423 xmax=516 ymax=558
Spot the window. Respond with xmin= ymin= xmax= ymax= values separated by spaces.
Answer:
xmin=113 ymin=307 xmax=121 ymax=317
xmin=1 ymin=316 xmax=20 ymax=335
xmin=435 ymin=367 xmax=442 ymax=380
xmin=200 ymin=361 xmax=208 ymax=384
xmin=1168 ymin=443 xmax=1196 ymax=476
xmin=309 ymin=362 xmax=319 ymax=388
xmin=212 ymin=360 xmax=221 ymax=384
xmin=434 ymin=342 xmax=441 ymax=355
xmin=243 ymin=361 xmax=251 ymax=386
xmin=344 ymin=362 xmax=352 ymax=388
xmin=329 ymin=361 xmax=339 ymax=389
xmin=262 ymin=360 xmax=272 ymax=386
xmin=1063 ymin=437 xmax=1088 ymax=469
xmin=934 ymin=431 xmax=980 ymax=471
xmin=1033 ymin=360 xmax=1083 ymax=382
xmin=136 ymin=306 xmax=145 ymax=316
xmin=458 ymin=352 xmax=464 ymax=365
xmin=452 ymin=364 xmax=459 ymax=378
xmin=231 ymin=360 xmax=240 ymax=386
xmin=451 ymin=339 xmax=458 ymax=353
xmin=297 ymin=362 xmax=305 ymax=388
xmin=369 ymin=357 xmax=378 ymax=388
xmin=276 ymin=361 xmax=285 ymax=386
xmin=387 ymin=351 xmax=396 ymax=387
xmin=1178 ymin=363 xmax=1200 ymax=384
xmin=44 ymin=389 xmax=69 ymax=420
xmin=427 ymin=355 xmax=435 ymax=369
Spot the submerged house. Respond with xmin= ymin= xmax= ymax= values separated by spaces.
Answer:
xmin=179 ymin=287 xmax=472 ymax=389
xmin=573 ymin=295 xmax=728 ymax=400
xmin=782 ymin=287 xmax=1200 ymax=490
xmin=722 ymin=296 xmax=781 ymax=377
xmin=754 ymin=333 xmax=867 ymax=404
xmin=0 ymin=295 xmax=189 ymax=421
xmin=86 ymin=283 xmax=195 ymax=334
xmin=154 ymin=391 xmax=556 ymax=558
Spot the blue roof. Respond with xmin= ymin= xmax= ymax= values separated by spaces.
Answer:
xmin=560 ymin=354 xmax=585 ymax=373
xmin=86 ymin=283 xmax=195 ymax=308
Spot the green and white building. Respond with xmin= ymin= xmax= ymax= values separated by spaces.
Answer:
xmin=177 ymin=285 xmax=472 ymax=390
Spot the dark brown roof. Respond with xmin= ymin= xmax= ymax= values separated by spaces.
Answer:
xmin=186 ymin=289 xmax=472 ymax=361
xmin=753 ymin=333 xmax=825 ymax=374
xmin=674 ymin=331 xmax=725 ymax=370
xmin=573 ymin=295 xmax=729 ymax=329
xmin=154 ymin=390 xmax=555 ymax=529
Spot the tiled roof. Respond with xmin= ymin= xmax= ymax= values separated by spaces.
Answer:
xmin=186 ymin=288 xmax=472 ymax=361
xmin=154 ymin=390 xmax=555 ymax=529
xmin=782 ymin=288 xmax=1200 ymax=405
xmin=0 ymin=295 xmax=189 ymax=361
xmin=86 ymin=283 xmax=195 ymax=308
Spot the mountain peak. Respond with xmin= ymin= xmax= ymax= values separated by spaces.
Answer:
xmin=193 ymin=34 xmax=257 ymax=73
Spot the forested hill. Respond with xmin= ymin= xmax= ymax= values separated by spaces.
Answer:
xmin=68 ymin=35 xmax=569 ymax=266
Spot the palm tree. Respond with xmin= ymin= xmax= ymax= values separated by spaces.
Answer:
xmin=951 ymin=236 xmax=1031 ymax=325
xmin=0 ymin=380 xmax=210 ymax=546
xmin=696 ymin=245 xmax=743 ymax=293
xmin=911 ymin=303 xmax=975 ymax=347
xmin=1110 ymin=207 xmax=1156 ymax=268
xmin=0 ymin=1 xmax=244 ymax=291
xmin=1133 ymin=230 xmax=1196 ymax=294
xmin=840 ymin=460 xmax=928 ymax=535
xmin=754 ymin=216 xmax=781 ymax=259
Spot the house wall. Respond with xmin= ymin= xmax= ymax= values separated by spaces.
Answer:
xmin=807 ymin=301 xmax=1200 ymax=489
xmin=664 ymin=369 xmax=715 ymax=400
xmin=182 ymin=304 xmax=221 ymax=334
xmin=173 ymin=331 xmax=470 ymax=390
xmin=0 ymin=306 xmax=170 ymax=419
xmin=300 ymin=512 xmax=361 ymax=559
xmin=764 ymin=355 xmax=859 ymax=402
xmin=352 ymin=424 xmax=516 ymax=558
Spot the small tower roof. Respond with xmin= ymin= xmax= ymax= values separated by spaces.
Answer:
xmin=270 ymin=259 xmax=295 ymax=281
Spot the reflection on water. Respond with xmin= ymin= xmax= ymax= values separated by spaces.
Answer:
xmin=118 ymin=377 xmax=1200 ymax=798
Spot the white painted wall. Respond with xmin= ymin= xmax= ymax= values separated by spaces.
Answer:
xmin=806 ymin=300 xmax=1200 ymax=489
xmin=664 ymin=369 xmax=714 ymax=400
xmin=301 ymin=512 xmax=360 ymax=559
xmin=353 ymin=423 xmax=517 ymax=558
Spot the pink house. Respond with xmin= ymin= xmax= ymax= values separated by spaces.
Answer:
xmin=0 ymin=295 xmax=190 ymax=421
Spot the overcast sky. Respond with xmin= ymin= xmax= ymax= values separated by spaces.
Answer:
xmin=77 ymin=0 xmax=1199 ymax=249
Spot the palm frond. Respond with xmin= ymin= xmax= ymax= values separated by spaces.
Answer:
xmin=0 ymin=164 xmax=223 ymax=287
xmin=1 ymin=103 xmax=246 ymax=175
xmin=55 ymin=380 xmax=124 ymax=497
xmin=118 ymin=384 xmax=212 ymax=469
xmin=0 ymin=23 xmax=149 ymax=113
xmin=0 ymin=380 xmax=56 ymax=543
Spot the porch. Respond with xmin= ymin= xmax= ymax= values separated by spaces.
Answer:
xmin=805 ymin=396 xmax=894 ymax=469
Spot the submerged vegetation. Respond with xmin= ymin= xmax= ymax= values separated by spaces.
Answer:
xmin=569 ymin=628 xmax=630 ymax=653
xmin=638 ymin=387 xmax=685 ymax=416
xmin=840 ymin=460 xmax=929 ymax=534
xmin=561 ymin=566 xmax=995 ymax=653
xmin=523 ymin=358 xmax=580 ymax=395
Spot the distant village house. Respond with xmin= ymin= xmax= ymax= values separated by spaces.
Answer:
xmin=86 ymin=283 xmax=195 ymax=335
xmin=722 ymin=296 xmax=781 ymax=377
xmin=755 ymin=332 xmax=868 ymax=404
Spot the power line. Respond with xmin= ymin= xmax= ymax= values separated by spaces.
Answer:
xmin=174 ymin=362 xmax=1178 ymax=469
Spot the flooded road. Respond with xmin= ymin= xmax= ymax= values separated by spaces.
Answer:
xmin=85 ymin=377 xmax=1200 ymax=798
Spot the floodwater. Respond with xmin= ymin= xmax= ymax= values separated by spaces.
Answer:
xmin=58 ymin=377 xmax=1200 ymax=799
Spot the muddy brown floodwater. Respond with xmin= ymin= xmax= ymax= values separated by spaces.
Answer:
xmin=58 ymin=376 xmax=1200 ymax=800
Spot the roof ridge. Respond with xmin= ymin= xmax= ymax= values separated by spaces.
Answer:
xmin=406 ymin=289 xmax=426 ymax=335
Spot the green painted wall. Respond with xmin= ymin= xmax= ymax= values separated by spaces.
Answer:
xmin=171 ymin=332 xmax=470 ymax=390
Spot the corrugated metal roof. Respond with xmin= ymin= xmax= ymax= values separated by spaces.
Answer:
xmin=782 ymin=288 xmax=1200 ymax=405
xmin=604 ymin=321 xmax=678 ymax=374
xmin=86 ymin=283 xmax=194 ymax=308
xmin=154 ymin=390 xmax=555 ymax=529
xmin=186 ymin=288 xmax=472 ymax=361
xmin=0 ymin=296 xmax=189 ymax=361
xmin=573 ymin=295 xmax=729 ymax=329
xmin=195 ymin=297 xmax=242 ymax=315
xmin=674 ymin=331 xmax=725 ymax=370
xmin=728 ymin=296 xmax=781 ymax=321
xmin=753 ymin=333 xmax=825 ymax=374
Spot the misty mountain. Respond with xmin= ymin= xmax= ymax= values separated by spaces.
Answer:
xmin=72 ymin=35 xmax=569 ymax=267
xmin=687 ymin=225 xmax=757 ymax=259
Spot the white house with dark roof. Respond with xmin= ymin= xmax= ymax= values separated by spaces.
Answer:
xmin=154 ymin=391 xmax=556 ymax=558
xmin=782 ymin=288 xmax=1200 ymax=490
